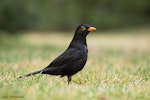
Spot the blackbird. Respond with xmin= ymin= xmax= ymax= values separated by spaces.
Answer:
xmin=18 ymin=24 xmax=96 ymax=84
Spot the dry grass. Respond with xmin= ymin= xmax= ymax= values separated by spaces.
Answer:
xmin=0 ymin=30 xmax=150 ymax=100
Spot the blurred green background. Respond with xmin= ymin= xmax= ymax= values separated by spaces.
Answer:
xmin=0 ymin=1 xmax=150 ymax=100
xmin=0 ymin=0 xmax=150 ymax=33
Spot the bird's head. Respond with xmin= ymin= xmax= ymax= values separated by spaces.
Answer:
xmin=75 ymin=24 xmax=96 ymax=37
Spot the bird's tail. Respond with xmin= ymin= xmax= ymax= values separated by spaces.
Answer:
xmin=17 ymin=70 xmax=42 ymax=79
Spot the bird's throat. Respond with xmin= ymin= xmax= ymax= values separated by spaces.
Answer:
xmin=69 ymin=35 xmax=87 ymax=48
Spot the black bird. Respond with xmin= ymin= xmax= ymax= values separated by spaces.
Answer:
xmin=18 ymin=24 xmax=96 ymax=84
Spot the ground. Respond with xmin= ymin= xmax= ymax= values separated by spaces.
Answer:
xmin=0 ymin=29 xmax=150 ymax=100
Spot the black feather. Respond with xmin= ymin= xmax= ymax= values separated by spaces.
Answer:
xmin=18 ymin=24 xmax=96 ymax=84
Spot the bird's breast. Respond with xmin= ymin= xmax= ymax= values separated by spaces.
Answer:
xmin=84 ymin=45 xmax=88 ymax=53
xmin=80 ymin=45 xmax=88 ymax=61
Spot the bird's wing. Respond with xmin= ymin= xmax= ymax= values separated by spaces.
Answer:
xmin=46 ymin=48 xmax=81 ymax=68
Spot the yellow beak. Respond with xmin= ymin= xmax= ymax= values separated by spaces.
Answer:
xmin=88 ymin=27 xmax=96 ymax=31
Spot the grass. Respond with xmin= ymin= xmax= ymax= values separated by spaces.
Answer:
xmin=0 ymin=30 xmax=150 ymax=100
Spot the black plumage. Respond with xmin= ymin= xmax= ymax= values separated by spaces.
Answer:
xmin=18 ymin=24 xmax=96 ymax=84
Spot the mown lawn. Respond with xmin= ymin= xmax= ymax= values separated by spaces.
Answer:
xmin=0 ymin=30 xmax=150 ymax=100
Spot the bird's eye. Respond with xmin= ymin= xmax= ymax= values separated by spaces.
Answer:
xmin=81 ymin=26 xmax=86 ymax=31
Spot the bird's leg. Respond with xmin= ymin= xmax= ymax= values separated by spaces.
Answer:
xmin=67 ymin=76 xmax=71 ymax=84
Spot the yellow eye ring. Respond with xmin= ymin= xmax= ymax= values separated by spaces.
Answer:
xmin=81 ymin=26 xmax=86 ymax=31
